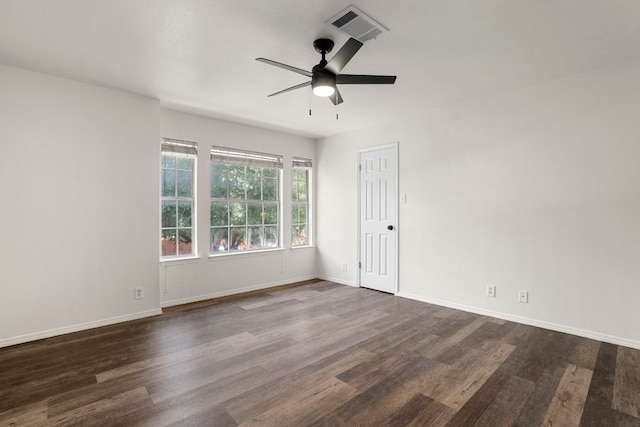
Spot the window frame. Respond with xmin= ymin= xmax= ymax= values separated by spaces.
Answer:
xmin=160 ymin=138 xmax=198 ymax=260
xmin=291 ymin=157 xmax=312 ymax=248
xmin=209 ymin=146 xmax=283 ymax=256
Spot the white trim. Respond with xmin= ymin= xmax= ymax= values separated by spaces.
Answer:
xmin=358 ymin=142 xmax=398 ymax=153
xmin=0 ymin=309 xmax=162 ymax=349
xmin=393 ymin=143 xmax=399 ymax=295
xmin=316 ymin=274 xmax=359 ymax=288
xmin=160 ymin=256 xmax=201 ymax=265
xmin=357 ymin=149 xmax=361 ymax=289
xmin=208 ymin=247 xmax=285 ymax=260
xmin=160 ymin=149 xmax=198 ymax=260
xmin=6 ymin=283 xmax=638 ymax=351
xmin=357 ymin=142 xmax=399 ymax=295
xmin=289 ymin=245 xmax=316 ymax=252
xmin=397 ymin=291 xmax=640 ymax=350
xmin=161 ymin=275 xmax=318 ymax=308
xmin=291 ymin=162 xmax=312 ymax=248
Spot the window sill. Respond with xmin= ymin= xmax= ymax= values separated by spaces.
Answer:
xmin=160 ymin=256 xmax=201 ymax=266
xmin=290 ymin=245 xmax=315 ymax=251
xmin=208 ymin=247 xmax=285 ymax=260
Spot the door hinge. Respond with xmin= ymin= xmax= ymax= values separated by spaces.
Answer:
xmin=359 ymin=164 xmax=362 ymax=171
xmin=358 ymin=261 xmax=362 ymax=269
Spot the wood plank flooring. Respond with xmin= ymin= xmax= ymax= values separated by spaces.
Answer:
xmin=1 ymin=280 xmax=639 ymax=426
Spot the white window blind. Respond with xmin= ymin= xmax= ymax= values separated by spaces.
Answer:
xmin=162 ymin=138 xmax=198 ymax=155
xmin=292 ymin=157 xmax=312 ymax=169
xmin=210 ymin=146 xmax=283 ymax=169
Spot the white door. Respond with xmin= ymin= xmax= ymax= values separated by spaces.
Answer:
xmin=359 ymin=145 xmax=397 ymax=294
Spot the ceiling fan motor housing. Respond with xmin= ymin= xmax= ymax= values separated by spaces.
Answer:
xmin=312 ymin=61 xmax=336 ymax=93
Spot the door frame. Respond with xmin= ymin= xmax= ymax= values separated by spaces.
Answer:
xmin=357 ymin=142 xmax=399 ymax=294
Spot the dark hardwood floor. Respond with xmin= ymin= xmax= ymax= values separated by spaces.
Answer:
xmin=1 ymin=280 xmax=639 ymax=426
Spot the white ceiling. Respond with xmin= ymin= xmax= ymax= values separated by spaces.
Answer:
xmin=1 ymin=0 xmax=640 ymax=138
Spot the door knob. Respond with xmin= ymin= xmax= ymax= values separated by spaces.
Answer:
xmin=387 ymin=225 xmax=394 ymax=231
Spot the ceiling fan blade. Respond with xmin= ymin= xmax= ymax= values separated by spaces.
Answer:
xmin=256 ymin=58 xmax=312 ymax=77
xmin=267 ymin=81 xmax=311 ymax=97
xmin=329 ymin=88 xmax=344 ymax=105
xmin=324 ymin=38 xmax=363 ymax=75
xmin=337 ymin=74 xmax=397 ymax=85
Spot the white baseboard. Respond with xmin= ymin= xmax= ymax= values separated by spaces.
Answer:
xmin=10 ymin=281 xmax=635 ymax=352
xmin=397 ymin=291 xmax=640 ymax=350
xmin=2 ymin=276 xmax=319 ymax=347
xmin=316 ymin=274 xmax=359 ymax=288
xmin=0 ymin=309 xmax=162 ymax=349
xmin=161 ymin=275 xmax=319 ymax=308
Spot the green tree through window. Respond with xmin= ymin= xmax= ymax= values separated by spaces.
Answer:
xmin=292 ymin=157 xmax=312 ymax=246
xmin=161 ymin=139 xmax=197 ymax=258
xmin=210 ymin=147 xmax=282 ymax=254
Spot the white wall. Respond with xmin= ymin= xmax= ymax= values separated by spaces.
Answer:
xmin=4 ymin=56 xmax=638 ymax=349
xmin=159 ymin=109 xmax=317 ymax=306
xmin=0 ymin=66 xmax=317 ymax=347
xmin=317 ymin=59 xmax=640 ymax=348
xmin=0 ymin=65 xmax=161 ymax=347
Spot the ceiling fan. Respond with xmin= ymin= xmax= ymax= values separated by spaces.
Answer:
xmin=256 ymin=38 xmax=396 ymax=105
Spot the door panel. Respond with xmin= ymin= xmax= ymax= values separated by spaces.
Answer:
xmin=359 ymin=145 xmax=397 ymax=294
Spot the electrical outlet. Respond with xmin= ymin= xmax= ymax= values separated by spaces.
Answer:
xmin=519 ymin=290 xmax=528 ymax=303
xmin=341 ymin=263 xmax=348 ymax=272
xmin=134 ymin=287 xmax=144 ymax=300
xmin=486 ymin=284 xmax=496 ymax=298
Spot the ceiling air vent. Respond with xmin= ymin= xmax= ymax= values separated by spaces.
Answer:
xmin=327 ymin=5 xmax=389 ymax=43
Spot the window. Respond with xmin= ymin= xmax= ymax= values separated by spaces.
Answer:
xmin=161 ymin=138 xmax=197 ymax=258
xmin=210 ymin=146 xmax=282 ymax=254
xmin=292 ymin=157 xmax=312 ymax=246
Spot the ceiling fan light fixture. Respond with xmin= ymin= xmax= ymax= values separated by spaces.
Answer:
xmin=312 ymin=83 xmax=335 ymax=97
xmin=312 ymin=72 xmax=336 ymax=97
